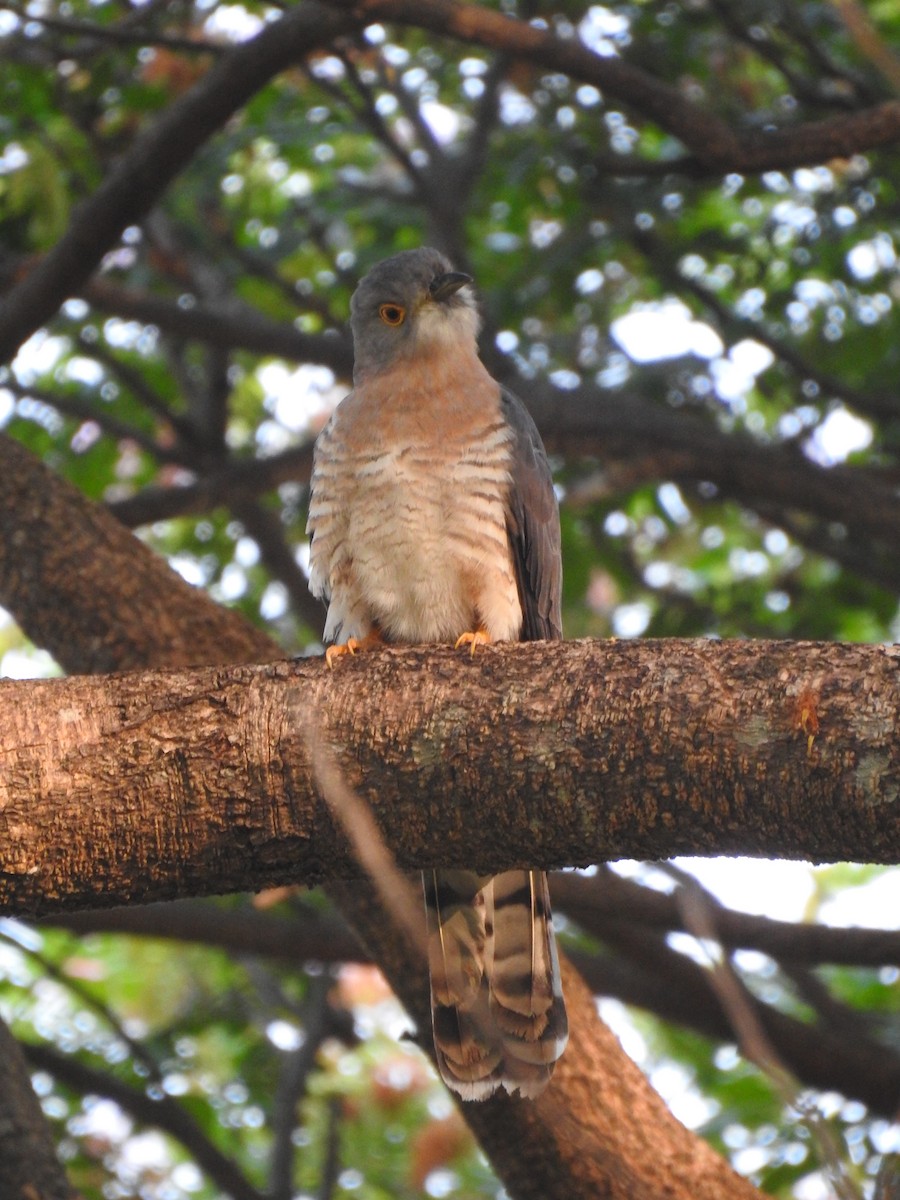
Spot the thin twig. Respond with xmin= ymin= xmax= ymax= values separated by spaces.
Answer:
xmin=316 ymin=1095 xmax=343 ymax=1200
xmin=270 ymin=971 xmax=335 ymax=1200
xmin=0 ymin=1 xmax=224 ymax=53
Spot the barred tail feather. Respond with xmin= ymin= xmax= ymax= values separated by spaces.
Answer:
xmin=424 ymin=869 xmax=499 ymax=1101
xmin=424 ymin=868 xmax=567 ymax=1100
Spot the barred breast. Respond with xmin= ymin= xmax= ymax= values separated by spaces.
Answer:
xmin=307 ymin=370 xmax=523 ymax=646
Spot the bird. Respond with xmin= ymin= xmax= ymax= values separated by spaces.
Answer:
xmin=306 ymin=247 xmax=568 ymax=1099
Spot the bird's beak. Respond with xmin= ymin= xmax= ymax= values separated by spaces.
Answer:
xmin=429 ymin=271 xmax=473 ymax=302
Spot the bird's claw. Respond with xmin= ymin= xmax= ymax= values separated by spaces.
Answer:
xmin=325 ymin=639 xmax=359 ymax=669
xmin=454 ymin=629 xmax=491 ymax=657
xmin=325 ymin=629 xmax=384 ymax=669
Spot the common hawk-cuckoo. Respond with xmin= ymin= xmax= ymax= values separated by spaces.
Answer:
xmin=306 ymin=247 xmax=568 ymax=1099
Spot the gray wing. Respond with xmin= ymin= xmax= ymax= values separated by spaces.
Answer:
xmin=501 ymin=387 xmax=562 ymax=642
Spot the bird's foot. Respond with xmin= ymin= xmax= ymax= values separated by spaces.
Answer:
xmin=454 ymin=629 xmax=491 ymax=657
xmin=325 ymin=629 xmax=384 ymax=669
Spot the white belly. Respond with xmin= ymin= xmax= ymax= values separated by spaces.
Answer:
xmin=315 ymin=440 xmax=522 ymax=645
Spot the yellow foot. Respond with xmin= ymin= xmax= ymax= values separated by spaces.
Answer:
xmin=325 ymin=630 xmax=383 ymax=670
xmin=454 ymin=629 xmax=491 ymax=657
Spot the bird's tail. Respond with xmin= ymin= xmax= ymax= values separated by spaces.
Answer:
xmin=424 ymin=868 xmax=568 ymax=1100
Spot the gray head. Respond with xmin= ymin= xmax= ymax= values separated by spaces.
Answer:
xmin=349 ymin=247 xmax=480 ymax=381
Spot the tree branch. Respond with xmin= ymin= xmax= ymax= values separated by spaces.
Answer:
xmin=106 ymin=443 xmax=314 ymax=527
xmin=45 ymin=890 xmax=900 ymax=1112
xmin=583 ymin=912 xmax=900 ymax=1118
xmin=0 ymin=638 xmax=898 ymax=915
xmin=552 ymin=870 xmax=900 ymax=967
xmin=44 ymin=898 xmax=368 ymax=965
xmin=322 ymin=0 xmax=900 ymax=171
xmin=0 ymin=2 xmax=360 ymax=365
xmin=80 ymin=279 xmax=353 ymax=376
xmin=0 ymin=434 xmax=277 ymax=673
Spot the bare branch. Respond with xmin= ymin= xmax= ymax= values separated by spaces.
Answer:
xmin=321 ymin=0 xmax=900 ymax=171
xmin=552 ymin=869 xmax=900 ymax=968
xmin=80 ymin=280 xmax=353 ymax=375
xmin=44 ymin=898 xmax=367 ymax=963
xmin=105 ymin=444 xmax=314 ymax=527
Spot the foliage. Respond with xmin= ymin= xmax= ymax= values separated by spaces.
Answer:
xmin=2 ymin=1 xmax=900 ymax=1197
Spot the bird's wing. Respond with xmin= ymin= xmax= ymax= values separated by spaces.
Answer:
xmin=500 ymin=387 xmax=562 ymax=642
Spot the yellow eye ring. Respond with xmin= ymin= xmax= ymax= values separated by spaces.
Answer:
xmin=379 ymin=303 xmax=406 ymax=326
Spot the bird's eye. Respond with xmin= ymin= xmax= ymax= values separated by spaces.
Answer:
xmin=379 ymin=303 xmax=406 ymax=326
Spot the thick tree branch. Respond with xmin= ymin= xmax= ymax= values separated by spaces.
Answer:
xmin=0 ymin=2 xmax=359 ymax=365
xmin=0 ymin=638 xmax=898 ymax=915
xmin=0 ymin=434 xmax=276 ymax=673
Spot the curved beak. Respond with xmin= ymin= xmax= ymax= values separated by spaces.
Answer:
xmin=429 ymin=270 xmax=473 ymax=302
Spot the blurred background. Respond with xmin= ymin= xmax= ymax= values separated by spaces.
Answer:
xmin=2 ymin=1 xmax=900 ymax=1196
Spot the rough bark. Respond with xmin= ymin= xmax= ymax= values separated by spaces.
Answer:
xmin=0 ymin=1018 xmax=79 ymax=1200
xmin=0 ymin=638 xmax=898 ymax=914
xmin=0 ymin=434 xmax=275 ymax=673
xmin=0 ymin=433 xmax=768 ymax=1200
xmin=0 ymin=639 xmax=885 ymax=904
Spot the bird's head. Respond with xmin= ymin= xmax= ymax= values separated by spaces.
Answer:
xmin=349 ymin=247 xmax=479 ymax=381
